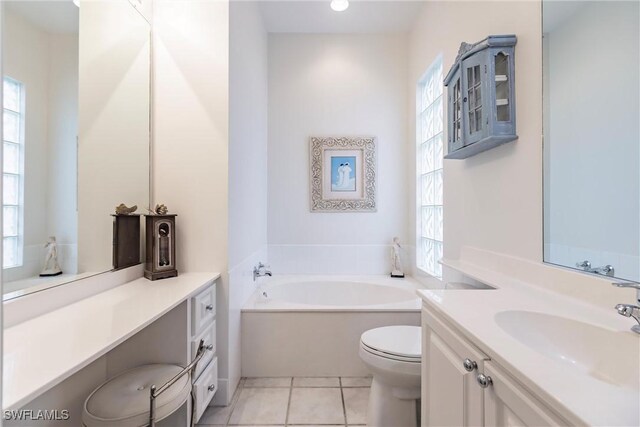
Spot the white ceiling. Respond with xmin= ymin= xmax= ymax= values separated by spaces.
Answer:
xmin=5 ymin=0 xmax=79 ymax=35
xmin=258 ymin=0 xmax=426 ymax=34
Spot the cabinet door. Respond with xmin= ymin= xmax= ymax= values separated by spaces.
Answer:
xmin=461 ymin=52 xmax=488 ymax=146
xmin=483 ymin=362 xmax=568 ymax=427
xmin=447 ymin=69 xmax=464 ymax=152
xmin=422 ymin=307 xmax=487 ymax=426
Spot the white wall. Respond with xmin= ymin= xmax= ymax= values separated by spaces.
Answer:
xmin=4 ymin=10 xmax=78 ymax=281
xmin=267 ymin=33 xmax=410 ymax=275
xmin=78 ymin=0 xmax=150 ymax=273
xmin=4 ymin=9 xmax=49 ymax=280
xmin=47 ymin=34 xmax=79 ymax=274
xmin=228 ymin=0 xmax=268 ymax=401
xmin=153 ymin=0 xmax=231 ymax=404
xmin=544 ymin=1 xmax=640 ymax=280
xmin=408 ymin=1 xmax=543 ymax=271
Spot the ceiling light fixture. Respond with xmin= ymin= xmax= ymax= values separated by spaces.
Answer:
xmin=330 ymin=0 xmax=349 ymax=12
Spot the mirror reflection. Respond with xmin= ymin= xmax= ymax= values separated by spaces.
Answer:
xmin=543 ymin=0 xmax=640 ymax=282
xmin=2 ymin=0 xmax=151 ymax=299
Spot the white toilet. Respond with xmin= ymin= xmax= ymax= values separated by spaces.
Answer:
xmin=359 ymin=325 xmax=421 ymax=427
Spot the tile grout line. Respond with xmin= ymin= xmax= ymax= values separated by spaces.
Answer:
xmin=339 ymin=377 xmax=348 ymax=427
xmin=223 ymin=378 xmax=244 ymax=427
xmin=284 ymin=377 xmax=294 ymax=427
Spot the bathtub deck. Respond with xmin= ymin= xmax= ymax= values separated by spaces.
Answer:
xmin=197 ymin=376 xmax=373 ymax=426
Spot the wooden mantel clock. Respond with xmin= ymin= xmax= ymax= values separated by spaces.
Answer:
xmin=144 ymin=208 xmax=178 ymax=280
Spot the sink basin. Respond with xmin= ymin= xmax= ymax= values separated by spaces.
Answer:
xmin=494 ymin=310 xmax=640 ymax=389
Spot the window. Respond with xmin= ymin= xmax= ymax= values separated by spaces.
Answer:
xmin=3 ymin=77 xmax=24 ymax=269
xmin=417 ymin=57 xmax=444 ymax=278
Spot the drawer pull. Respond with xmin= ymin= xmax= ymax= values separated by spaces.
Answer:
xmin=205 ymin=304 xmax=214 ymax=311
xmin=208 ymin=384 xmax=216 ymax=392
xmin=477 ymin=373 xmax=493 ymax=388
xmin=205 ymin=344 xmax=214 ymax=351
xmin=463 ymin=358 xmax=477 ymax=372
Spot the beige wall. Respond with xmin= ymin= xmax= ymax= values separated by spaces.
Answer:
xmin=408 ymin=1 xmax=543 ymax=272
xmin=153 ymin=0 xmax=230 ymax=402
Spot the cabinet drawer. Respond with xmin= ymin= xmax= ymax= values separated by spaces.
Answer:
xmin=192 ymin=284 xmax=216 ymax=336
xmin=192 ymin=320 xmax=216 ymax=380
xmin=194 ymin=357 xmax=218 ymax=422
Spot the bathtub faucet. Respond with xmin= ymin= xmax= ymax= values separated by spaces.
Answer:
xmin=253 ymin=262 xmax=272 ymax=281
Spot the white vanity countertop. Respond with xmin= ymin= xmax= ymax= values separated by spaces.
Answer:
xmin=418 ymin=260 xmax=639 ymax=427
xmin=3 ymin=272 xmax=220 ymax=411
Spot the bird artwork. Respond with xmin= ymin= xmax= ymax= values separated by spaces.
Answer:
xmin=115 ymin=203 xmax=138 ymax=215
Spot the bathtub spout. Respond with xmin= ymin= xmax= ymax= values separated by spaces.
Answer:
xmin=253 ymin=262 xmax=272 ymax=281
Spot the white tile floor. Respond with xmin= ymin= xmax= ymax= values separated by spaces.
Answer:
xmin=197 ymin=377 xmax=372 ymax=426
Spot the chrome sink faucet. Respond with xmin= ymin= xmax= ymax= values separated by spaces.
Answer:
xmin=612 ymin=282 xmax=640 ymax=334
xmin=253 ymin=262 xmax=272 ymax=281
xmin=576 ymin=260 xmax=615 ymax=277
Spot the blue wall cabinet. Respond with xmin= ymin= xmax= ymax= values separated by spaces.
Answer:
xmin=444 ymin=35 xmax=517 ymax=159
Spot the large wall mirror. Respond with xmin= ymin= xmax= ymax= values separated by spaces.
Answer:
xmin=543 ymin=1 xmax=639 ymax=282
xmin=2 ymin=0 xmax=151 ymax=300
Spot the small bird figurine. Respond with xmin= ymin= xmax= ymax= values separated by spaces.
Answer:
xmin=115 ymin=203 xmax=138 ymax=215
xmin=155 ymin=204 xmax=168 ymax=215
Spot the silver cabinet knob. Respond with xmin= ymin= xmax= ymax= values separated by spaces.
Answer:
xmin=477 ymin=373 xmax=493 ymax=388
xmin=463 ymin=358 xmax=477 ymax=372
xmin=205 ymin=304 xmax=214 ymax=311
xmin=205 ymin=344 xmax=214 ymax=351
xmin=208 ymin=384 xmax=216 ymax=392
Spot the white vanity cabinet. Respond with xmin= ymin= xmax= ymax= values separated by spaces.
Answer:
xmin=191 ymin=284 xmax=218 ymax=421
xmin=422 ymin=307 xmax=488 ymax=426
xmin=422 ymin=304 xmax=568 ymax=427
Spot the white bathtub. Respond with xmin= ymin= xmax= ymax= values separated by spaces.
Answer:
xmin=242 ymin=275 xmax=424 ymax=377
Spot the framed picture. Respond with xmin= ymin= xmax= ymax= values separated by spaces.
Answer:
xmin=310 ymin=136 xmax=376 ymax=212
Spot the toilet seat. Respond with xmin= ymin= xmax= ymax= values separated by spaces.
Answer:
xmin=360 ymin=325 xmax=421 ymax=362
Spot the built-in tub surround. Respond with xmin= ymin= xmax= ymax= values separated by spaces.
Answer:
xmin=242 ymin=276 xmax=424 ymax=377
xmin=419 ymin=272 xmax=639 ymax=426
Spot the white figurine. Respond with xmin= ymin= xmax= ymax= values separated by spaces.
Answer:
xmin=391 ymin=237 xmax=404 ymax=278
xmin=40 ymin=236 xmax=62 ymax=277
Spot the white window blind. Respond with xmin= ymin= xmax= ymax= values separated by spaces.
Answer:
xmin=417 ymin=57 xmax=444 ymax=278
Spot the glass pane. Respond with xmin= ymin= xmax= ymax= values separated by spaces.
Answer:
xmin=421 ymin=141 xmax=434 ymax=173
xmin=433 ymin=96 xmax=443 ymax=136
xmin=434 ymin=170 xmax=443 ymax=205
xmin=469 ymin=110 xmax=476 ymax=134
xmin=422 ymin=172 xmax=434 ymax=205
xmin=422 ymin=206 xmax=435 ymax=239
xmin=434 ymin=241 xmax=443 ymax=277
xmin=434 ymin=206 xmax=443 ymax=241
xmin=3 ymin=110 xmax=20 ymax=143
xmin=422 ymin=238 xmax=435 ymax=274
xmin=3 ymin=79 xmax=21 ymax=111
xmin=497 ymin=105 xmax=509 ymax=122
xmin=4 ymin=142 xmax=19 ymax=174
xmin=3 ymin=206 xmax=18 ymax=237
xmin=3 ymin=173 xmax=19 ymax=205
xmin=3 ymin=236 xmax=18 ymax=268
xmin=433 ymin=134 xmax=444 ymax=170
xmin=433 ymin=62 xmax=443 ymax=98
xmin=495 ymin=53 xmax=510 ymax=122
xmin=475 ymin=108 xmax=482 ymax=132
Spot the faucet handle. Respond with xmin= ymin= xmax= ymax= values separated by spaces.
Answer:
xmin=576 ymin=260 xmax=591 ymax=269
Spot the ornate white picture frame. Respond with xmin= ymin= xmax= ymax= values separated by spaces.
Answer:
xmin=310 ymin=136 xmax=377 ymax=212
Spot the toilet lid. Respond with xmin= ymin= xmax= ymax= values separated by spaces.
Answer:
xmin=360 ymin=326 xmax=421 ymax=360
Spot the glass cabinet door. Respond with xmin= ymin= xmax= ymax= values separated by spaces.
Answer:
xmin=462 ymin=54 xmax=487 ymax=146
xmin=448 ymin=69 xmax=464 ymax=151
xmin=494 ymin=51 xmax=510 ymax=122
